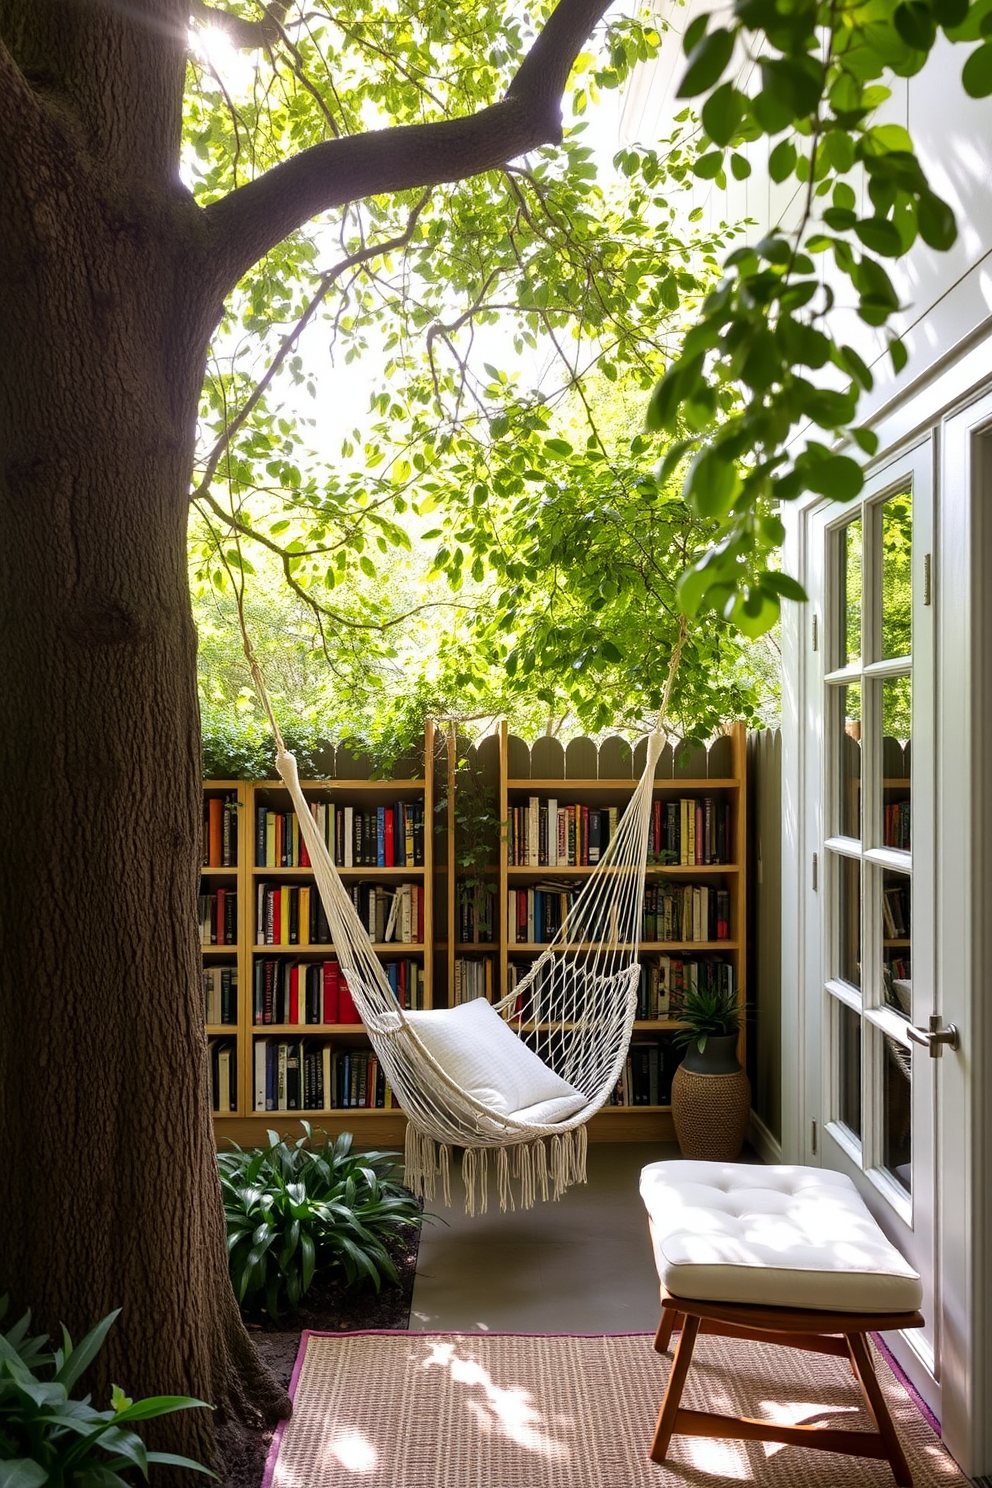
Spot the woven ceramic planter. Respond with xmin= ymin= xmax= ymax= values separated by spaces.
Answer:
xmin=671 ymin=1034 xmax=751 ymax=1161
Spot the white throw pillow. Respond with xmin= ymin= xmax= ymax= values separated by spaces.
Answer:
xmin=404 ymin=998 xmax=585 ymax=1121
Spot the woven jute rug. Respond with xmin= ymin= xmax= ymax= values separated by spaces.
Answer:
xmin=263 ymin=1329 xmax=968 ymax=1488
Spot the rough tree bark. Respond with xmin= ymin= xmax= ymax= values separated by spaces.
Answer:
xmin=0 ymin=0 xmax=609 ymax=1476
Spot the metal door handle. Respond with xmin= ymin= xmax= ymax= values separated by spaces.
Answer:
xmin=906 ymin=1015 xmax=959 ymax=1057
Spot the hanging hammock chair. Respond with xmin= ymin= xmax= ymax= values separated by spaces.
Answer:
xmin=238 ymin=613 xmax=686 ymax=1213
xmin=271 ymin=727 xmax=665 ymax=1213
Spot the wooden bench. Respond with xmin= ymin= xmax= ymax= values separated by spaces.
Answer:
xmin=640 ymin=1161 xmax=925 ymax=1486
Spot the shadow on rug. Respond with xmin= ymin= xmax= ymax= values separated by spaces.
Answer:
xmin=264 ymin=1330 xmax=966 ymax=1488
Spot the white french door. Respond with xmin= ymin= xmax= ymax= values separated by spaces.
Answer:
xmin=804 ymin=440 xmax=940 ymax=1392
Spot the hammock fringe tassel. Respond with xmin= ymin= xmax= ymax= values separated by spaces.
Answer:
xmin=404 ymin=1123 xmax=588 ymax=1214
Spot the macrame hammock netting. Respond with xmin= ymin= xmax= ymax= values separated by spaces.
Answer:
xmin=271 ymin=723 xmax=666 ymax=1215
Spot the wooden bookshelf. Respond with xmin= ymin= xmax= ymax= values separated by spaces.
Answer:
xmin=204 ymin=725 xmax=434 ymax=1146
xmin=443 ymin=721 xmax=748 ymax=1143
xmin=204 ymin=718 xmax=747 ymax=1148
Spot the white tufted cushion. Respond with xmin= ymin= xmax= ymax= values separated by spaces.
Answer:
xmin=404 ymin=998 xmax=586 ymax=1123
xmin=639 ymin=1160 xmax=923 ymax=1313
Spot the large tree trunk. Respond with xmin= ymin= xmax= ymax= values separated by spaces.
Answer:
xmin=0 ymin=98 xmax=288 ymax=1478
xmin=0 ymin=0 xmax=612 ymax=1475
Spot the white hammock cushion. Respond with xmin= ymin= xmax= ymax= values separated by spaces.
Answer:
xmin=403 ymin=998 xmax=586 ymax=1122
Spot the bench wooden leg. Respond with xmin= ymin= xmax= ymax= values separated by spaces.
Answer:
xmin=654 ymin=1307 xmax=681 ymax=1354
xmin=650 ymin=1314 xmax=699 ymax=1463
xmin=847 ymin=1331 xmax=914 ymax=1487
xmin=646 ymin=1294 xmax=924 ymax=1486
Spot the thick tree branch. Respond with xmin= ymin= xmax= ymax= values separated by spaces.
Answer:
xmin=192 ymin=193 xmax=428 ymax=501
xmin=200 ymin=0 xmax=611 ymax=296
xmin=189 ymin=0 xmax=291 ymax=49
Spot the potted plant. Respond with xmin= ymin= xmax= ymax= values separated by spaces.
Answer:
xmin=670 ymin=985 xmax=751 ymax=1161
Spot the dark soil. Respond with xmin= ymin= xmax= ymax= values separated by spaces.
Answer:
xmin=224 ymin=1228 xmax=420 ymax=1488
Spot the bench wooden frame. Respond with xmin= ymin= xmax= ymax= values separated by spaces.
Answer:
xmin=651 ymin=1287 xmax=926 ymax=1486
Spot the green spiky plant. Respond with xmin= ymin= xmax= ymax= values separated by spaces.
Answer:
xmin=219 ymin=1124 xmax=424 ymax=1322
xmin=0 ymin=1297 xmax=214 ymax=1486
xmin=674 ymin=985 xmax=743 ymax=1056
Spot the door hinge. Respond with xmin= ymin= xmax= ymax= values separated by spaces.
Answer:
xmin=812 ymin=851 xmax=818 ymax=891
xmin=923 ymin=552 xmax=932 ymax=606
xmin=812 ymin=613 xmax=819 ymax=651
xmin=811 ymin=1119 xmax=818 ymax=1156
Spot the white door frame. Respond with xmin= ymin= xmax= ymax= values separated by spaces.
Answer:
xmin=781 ymin=373 xmax=992 ymax=1478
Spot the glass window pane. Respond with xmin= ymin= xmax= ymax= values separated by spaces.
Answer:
xmin=836 ymin=1000 xmax=862 ymax=1139
xmin=882 ymin=677 xmax=911 ymax=851
xmin=881 ymin=490 xmax=912 ymax=661
xmin=838 ymin=517 xmax=863 ymax=667
xmin=836 ymin=855 xmax=861 ymax=990
xmin=882 ymin=1035 xmax=912 ymax=1193
xmin=881 ymin=867 xmax=911 ymax=1013
xmin=837 ymin=684 xmax=862 ymax=839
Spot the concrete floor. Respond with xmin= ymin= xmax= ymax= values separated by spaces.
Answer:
xmin=409 ymin=1142 xmax=676 ymax=1333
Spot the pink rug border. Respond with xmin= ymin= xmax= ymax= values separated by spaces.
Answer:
xmin=872 ymin=1331 xmax=942 ymax=1437
xmin=260 ymin=1330 xmax=655 ymax=1488
xmin=260 ymin=1326 xmax=942 ymax=1488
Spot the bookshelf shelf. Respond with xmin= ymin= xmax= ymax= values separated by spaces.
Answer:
xmin=205 ymin=718 xmax=746 ymax=1148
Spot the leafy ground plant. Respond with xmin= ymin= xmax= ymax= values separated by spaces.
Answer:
xmin=220 ymin=1124 xmax=424 ymax=1322
xmin=0 ymin=1297 xmax=213 ymax=1487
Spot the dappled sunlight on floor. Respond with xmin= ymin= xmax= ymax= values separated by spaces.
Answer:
xmin=422 ymin=1339 xmax=570 ymax=1460
xmin=319 ymin=1431 xmax=378 ymax=1475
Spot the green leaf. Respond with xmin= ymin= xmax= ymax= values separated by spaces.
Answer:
xmin=678 ymin=29 xmax=736 ymax=98
xmin=702 ymin=82 xmax=743 ymax=145
xmin=759 ymin=56 xmax=825 ymax=119
xmin=693 ymin=150 xmax=725 ymax=179
xmin=894 ymin=1 xmax=938 ymax=49
xmin=836 ymin=343 xmax=875 ymax=392
xmin=776 ymin=317 xmax=831 ymax=369
xmin=740 ymin=328 xmax=782 ymax=391
xmin=768 ymin=138 xmax=797 ymax=182
xmin=917 ymin=190 xmax=958 ymax=248
xmin=854 ymin=218 xmax=904 ymax=256
xmin=962 ymin=39 xmax=992 ymax=93
xmin=684 ymin=448 xmax=740 ymax=517
xmin=0 ymin=1462 xmax=49 ymax=1488
xmin=659 ymin=273 xmax=680 ymax=310
xmin=805 ymin=455 xmax=864 ymax=501
xmin=730 ymin=152 xmax=751 ymax=179
xmin=54 ymin=1310 xmax=121 ymax=1393
xmin=676 ymin=561 xmax=715 ymax=617
xmin=851 ymin=426 xmax=881 ymax=455
xmin=762 ymin=570 xmax=807 ymax=601
xmin=931 ymin=0 xmax=968 ymax=24
xmin=146 ymin=1451 xmax=220 ymax=1478
xmin=890 ymin=337 xmax=910 ymax=373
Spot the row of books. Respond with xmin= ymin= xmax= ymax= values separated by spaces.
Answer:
xmin=253 ymin=955 xmax=425 ymax=1025
xmin=457 ymin=885 xmax=496 ymax=944
xmin=199 ymin=889 xmax=237 ymax=946
xmin=648 ymin=798 xmax=731 ymax=867
xmin=252 ymin=1038 xmax=397 ymax=1112
xmin=207 ymin=1039 xmax=237 ymax=1112
xmin=507 ymin=796 xmax=732 ymax=868
xmin=883 ymin=800 xmax=911 ymax=851
xmin=643 ymin=884 xmax=731 ymax=943
xmin=203 ymin=964 xmax=238 ymax=1025
xmin=504 ymin=881 xmax=731 ymax=946
xmin=204 ymin=792 xmax=239 ymax=868
xmin=606 ymin=1040 xmax=685 ymax=1107
xmin=256 ymin=880 xmax=425 ymax=946
xmin=636 ymin=955 xmax=735 ymax=1020
xmin=254 ymin=956 xmax=359 ymax=1025
xmin=453 ymin=956 xmax=494 ymax=1004
xmin=882 ymin=882 xmax=911 ymax=938
xmin=254 ymin=801 xmax=425 ymax=869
